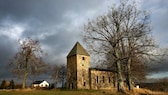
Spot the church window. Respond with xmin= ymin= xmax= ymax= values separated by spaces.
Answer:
xmin=83 ymin=82 xmax=86 ymax=86
xmin=102 ymin=76 xmax=105 ymax=83
xmin=109 ymin=77 xmax=111 ymax=83
xmin=82 ymin=57 xmax=85 ymax=60
xmin=96 ymin=76 xmax=98 ymax=83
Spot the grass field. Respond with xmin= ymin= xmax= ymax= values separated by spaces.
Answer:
xmin=0 ymin=89 xmax=121 ymax=95
xmin=0 ymin=88 xmax=167 ymax=95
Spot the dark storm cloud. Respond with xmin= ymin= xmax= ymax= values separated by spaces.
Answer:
xmin=0 ymin=0 xmax=104 ymax=57
xmin=0 ymin=0 xmax=63 ymax=23
xmin=0 ymin=0 xmax=105 ymax=40
xmin=0 ymin=0 xmax=104 ymax=25
xmin=148 ymin=62 xmax=168 ymax=73
xmin=148 ymin=50 xmax=168 ymax=74
xmin=0 ymin=36 xmax=17 ymax=80
xmin=0 ymin=0 xmax=110 ymax=83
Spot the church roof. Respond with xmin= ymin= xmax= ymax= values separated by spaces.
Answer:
xmin=67 ymin=42 xmax=89 ymax=57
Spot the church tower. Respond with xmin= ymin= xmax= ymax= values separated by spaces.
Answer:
xmin=66 ymin=42 xmax=90 ymax=89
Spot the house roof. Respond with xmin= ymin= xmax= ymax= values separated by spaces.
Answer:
xmin=67 ymin=42 xmax=89 ymax=57
xmin=32 ymin=81 xmax=43 ymax=84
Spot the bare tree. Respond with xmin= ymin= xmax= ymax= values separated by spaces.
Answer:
xmin=83 ymin=1 xmax=155 ymax=92
xmin=9 ymin=37 xmax=48 ymax=89
xmin=59 ymin=65 xmax=66 ymax=88
xmin=51 ymin=64 xmax=60 ymax=88
xmin=51 ymin=64 xmax=66 ymax=88
xmin=105 ymin=51 xmax=147 ymax=84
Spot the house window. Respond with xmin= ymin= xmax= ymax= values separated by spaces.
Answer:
xmin=96 ymin=76 xmax=98 ymax=83
xmin=83 ymin=82 xmax=86 ymax=86
xmin=102 ymin=76 xmax=105 ymax=83
xmin=82 ymin=57 xmax=85 ymax=60
xmin=109 ymin=77 xmax=111 ymax=83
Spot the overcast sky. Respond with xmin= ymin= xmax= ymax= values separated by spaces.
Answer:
xmin=0 ymin=0 xmax=168 ymax=83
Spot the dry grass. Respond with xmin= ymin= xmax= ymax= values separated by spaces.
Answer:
xmin=126 ymin=88 xmax=168 ymax=95
xmin=0 ymin=88 xmax=167 ymax=95
xmin=0 ymin=89 xmax=120 ymax=95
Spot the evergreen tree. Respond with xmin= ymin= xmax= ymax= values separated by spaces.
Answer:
xmin=0 ymin=80 xmax=6 ymax=89
xmin=9 ymin=80 xmax=14 ymax=89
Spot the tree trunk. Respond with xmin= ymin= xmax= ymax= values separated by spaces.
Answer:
xmin=116 ymin=61 xmax=125 ymax=92
xmin=114 ymin=73 xmax=117 ymax=88
xmin=127 ymin=32 xmax=134 ymax=91
xmin=22 ymin=72 xmax=28 ymax=89
xmin=127 ymin=58 xmax=133 ymax=91
xmin=22 ymin=57 xmax=28 ymax=89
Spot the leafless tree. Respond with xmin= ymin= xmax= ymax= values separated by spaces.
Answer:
xmin=51 ymin=64 xmax=66 ymax=88
xmin=9 ymin=37 xmax=48 ymax=89
xmin=83 ymin=1 xmax=155 ymax=92
xmin=51 ymin=64 xmax=60 ymax=88
xmin=59 ymin=65 xmax=66 ymax=88
xmin=105 ymin=51 xmax=147 ymax=83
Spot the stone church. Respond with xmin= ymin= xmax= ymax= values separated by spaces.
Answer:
xmin=66 ymin=42 xmax=115 ymax=89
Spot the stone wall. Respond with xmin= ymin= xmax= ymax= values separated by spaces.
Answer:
xmin=66 ymin=55 xmax=77 ymax=89
xmin=77 ymin=55 xmax=90 ymax=89
xmin=89 ymin=68 xmax=115 ymax=90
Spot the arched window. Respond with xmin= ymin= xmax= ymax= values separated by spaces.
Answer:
xmin=83 ymin=82 xmax=86 ymax=86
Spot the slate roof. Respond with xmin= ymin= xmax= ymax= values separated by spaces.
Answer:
xmin=32 ymin=81 xmax=43 ymax=84
xmin=67 ymin=42 xmax=89 ymax=57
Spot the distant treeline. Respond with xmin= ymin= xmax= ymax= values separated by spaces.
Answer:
xmin=140 ymin=78 xmax=168 ymax=92
xmin=0 ymin=80 xmax=14 ymax=89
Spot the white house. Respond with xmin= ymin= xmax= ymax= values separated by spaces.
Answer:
xmin=32 ymin=80 xmax=49 ymax=88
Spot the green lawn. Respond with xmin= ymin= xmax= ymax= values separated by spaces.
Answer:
xmin=0 ymin=89 xmax=121 ymax=95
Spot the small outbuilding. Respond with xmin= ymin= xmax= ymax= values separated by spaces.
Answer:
xmin=32 ymin=80 xmax=49 ymax=88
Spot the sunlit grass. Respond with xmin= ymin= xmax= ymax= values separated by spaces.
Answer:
xmin=0 ymin=89 xmax=120 ymax=95
xmin=2 ymin=88 xmax=167 ymax=95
